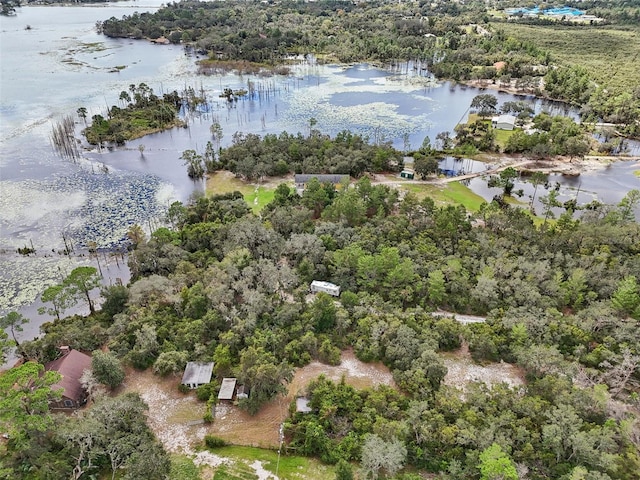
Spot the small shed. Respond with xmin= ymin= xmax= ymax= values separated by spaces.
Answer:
xmin=181 ymin=362 xmax=214 ymax=390
xmin=218 ymin=378 xmax=238 ymax=402
xmin=400 ymin=170 xmax=415 ymax=179
xmin=310 ymin=280 xmax=341 ymax=297
xmin=236 ymin=384 xmax=249 ymax=400
xmin=296 ymin=397 xmax=313 ymax=413
xmin=492 ymin=114 xmax=516 ymax=131
xmin=44 ymin=348 xmax=92 ymax=410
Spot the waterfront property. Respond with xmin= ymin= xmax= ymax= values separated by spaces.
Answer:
xmin=44 ymin=347 xmax=92 ymax=410
xmin=492 ymin=114 xmax=517 ymax=130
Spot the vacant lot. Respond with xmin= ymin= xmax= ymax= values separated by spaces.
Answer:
xmin=125 ymin=348 xmax=523 ymax=478
xmin=498 ymin=23 xmax=640 ymax=93
xmin=441 ymin=344 xmax=526 ymax=390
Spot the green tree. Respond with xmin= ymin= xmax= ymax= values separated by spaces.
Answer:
xmin=127 ymin=223 xmax=146 ymax=247
xmin=91 ymin=350 xmax=125 ymax=389
xmin=236 ymin=346 xmax=293 ymax=414
xmin=478 ymin=443 xmax=518 ymax=480
xmin=488 ymin=167 xmax=518 ymax=197
xmin=39 ymin=283 xmax=75 ymax=320
xmin=529 ymin=171 xmax=547 ymax=211
xmin=181 ymin=149 xmax=205 ymax=179
xmin=0 ymin=362 xmax=61 ymax=449
xmin=210 ymin=121 xmax=223 ymax=148
xmin=471 ymin=94 xmax=498 ymax=118
xmin=0 ymin=311 xmax=28 ymax=349
xmin=153 ymin=350 xmax=189 ymax=376
xmin=77 ymin=106 xmax=88 ymax=124
xmin=309 ymin=293 xmax=337 ymax=333
xmin=335 ymin=459 xmax=355 ymax=480
xmin=65 ymin=266 xmax=101 ymax=314
xmin=360 ymin=434 xmax=407 ymax=480
xmin=0 ymin=330 xmax=13 ymax=363
xmin=414 ymin=156 xmax=439 ymax=178
xmin=611 ymin=276 xmax=640 ymax=317
xmin=428 ymin=270 xmax=446 ymax=305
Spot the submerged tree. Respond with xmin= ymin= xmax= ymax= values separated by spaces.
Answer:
xmin=181 ymin=149 xmax=205 ymax=179
xmin=0 ymin=311 xmax=28 ymax=350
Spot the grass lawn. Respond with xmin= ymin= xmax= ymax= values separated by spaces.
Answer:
xmin=244 ymin=187 xmax=275 ymax=214
xmin=495 ymin=23 xmax=640 ymax=94
xmin=465 ymin=113 xmax=515 ymax=150
xmin=206 ymin=172 xmax=278 ymax=213
xmin=209 ymin=446 xmax=335 ymax=480
xmin=170 ymin=455 xmax=201 ymax=480
xmin=493 ymin=128 xmax=517 ymax=149
xmin=403 ymin=181 xmax=487 ymax=211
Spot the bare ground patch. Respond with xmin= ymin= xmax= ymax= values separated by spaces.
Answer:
xmin=124 ymin=350 xmax=395 ymax=454
xmin=206 ymin=350 xmax=395 ymax=448
xmin=441 ymin=344 xmax=526 ymax=390
xmin=122 ymin=368 xmax=208 ymax=455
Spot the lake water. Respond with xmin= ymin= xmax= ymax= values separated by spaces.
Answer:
xmin=1 ymin=1 xmax=639 ymax=353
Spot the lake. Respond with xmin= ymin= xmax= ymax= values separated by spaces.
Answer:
xmin=1 ymin=1 xmax=639 ymax=352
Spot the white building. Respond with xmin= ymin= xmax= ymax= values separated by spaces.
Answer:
xmin=492 ymin=114 xmax=517 ymax=131
xmin=310 ymin=280 xmax=341 ymax=297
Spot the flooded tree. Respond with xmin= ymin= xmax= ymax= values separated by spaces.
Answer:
xmin=0 ymin=311 xmax=28 ymax=350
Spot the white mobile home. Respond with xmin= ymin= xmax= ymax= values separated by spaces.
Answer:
xmin=310 ymin=280 xmax=340 ymax=297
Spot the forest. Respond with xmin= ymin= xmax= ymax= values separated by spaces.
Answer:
xmin=2 ymin=126 xmax=640 ymax=478
xmin=96 ymin=0 xmax=640 ymax=137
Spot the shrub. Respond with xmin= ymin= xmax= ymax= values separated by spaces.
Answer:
xmin=178 ymin=384 xmax=190 ymax=394
xmin=196 ymin=382 xmax=216 ymax=401
xmin=204 ymin=435 xmax=226 ymax=448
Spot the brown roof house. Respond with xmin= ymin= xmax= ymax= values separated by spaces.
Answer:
xmin=44 ymin=348 xmax=92 ymax=410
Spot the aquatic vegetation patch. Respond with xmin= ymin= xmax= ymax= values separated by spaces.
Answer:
xmin=281 ymin=67 xmax=436 ymax=142
xmin=0 ymin=255 xmax=90 ymax=312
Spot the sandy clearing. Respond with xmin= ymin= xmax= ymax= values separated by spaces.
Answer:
xmin=442 ymin=345 xmax=525 ymax=390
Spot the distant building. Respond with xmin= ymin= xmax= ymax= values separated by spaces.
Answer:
xmin=218 ymin=378 xmax=238 ymax=402
xmin=181 ymin=362 xmax=214 ymax=390
xmin=492 ymin=114 xmax=517 ymax=131
xmin=400 ymin=170 xmax=415 ymax=180
xmin=44 ymin=348 xmax=92 ymax=410
xmin=310 ymin=280 xmax=341 ymax=297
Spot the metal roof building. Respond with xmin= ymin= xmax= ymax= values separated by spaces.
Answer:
xmin=181 ymin=362 xmax=214 ymax=389
xmin=218 ymin=377 xmax=238 ymax=401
